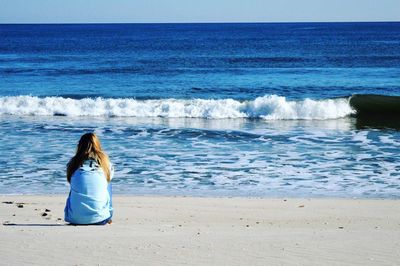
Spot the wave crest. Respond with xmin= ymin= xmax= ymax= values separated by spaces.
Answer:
xmin=0 ymin=95 xmax=354 ymax=120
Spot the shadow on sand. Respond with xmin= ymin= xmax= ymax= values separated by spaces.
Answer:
xmin=2 ymin=223 xmax=66 ymax=227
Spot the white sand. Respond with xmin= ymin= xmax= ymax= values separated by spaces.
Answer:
xmin=1 ymin=195 xmax=399 ymax=266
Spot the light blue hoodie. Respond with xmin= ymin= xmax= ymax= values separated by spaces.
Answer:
xmin=64 ymin=159 xmax=113 ymax=224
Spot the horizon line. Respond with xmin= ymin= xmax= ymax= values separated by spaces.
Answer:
xmin=1 ymin=20 xmax=399 ymax=25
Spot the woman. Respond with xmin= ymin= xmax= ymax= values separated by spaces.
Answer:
xmin=64 ymin=133 xmax=113 ymax=225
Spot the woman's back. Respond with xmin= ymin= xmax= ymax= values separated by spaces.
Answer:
xmin=65 ymin=159 xmax=112 ymax=224
xmin=64 ymin=133 xmax=113 ymax=225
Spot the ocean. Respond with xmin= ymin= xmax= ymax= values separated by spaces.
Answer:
xmin=0 ymin=22 xmax=399 ymax=197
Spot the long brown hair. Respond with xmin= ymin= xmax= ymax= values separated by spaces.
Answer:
xmin=67 ymin=133 xmax=111 ymax=183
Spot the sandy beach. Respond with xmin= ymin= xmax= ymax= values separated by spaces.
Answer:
xmin=0 ymin=195 xmax=399 ymax=265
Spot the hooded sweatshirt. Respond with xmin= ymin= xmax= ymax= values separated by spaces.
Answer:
xmin=64 ymin=159 xmax=113 ymax=224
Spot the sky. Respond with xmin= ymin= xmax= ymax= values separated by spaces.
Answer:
xmin=0 ymin=0 xmax=399 ymax=24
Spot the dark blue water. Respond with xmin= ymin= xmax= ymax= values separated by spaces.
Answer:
xmin=0 ymin=23 xmax=399 ymax=197
xmin=1 ymin=22 xmax=400 ymax=99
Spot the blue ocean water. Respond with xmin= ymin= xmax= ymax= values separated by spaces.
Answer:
xmin=0 ymin=22 xmax=399 ymax=197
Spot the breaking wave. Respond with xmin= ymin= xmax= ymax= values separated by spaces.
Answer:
xmin=0 ymin=95 xmax=354 ymax=120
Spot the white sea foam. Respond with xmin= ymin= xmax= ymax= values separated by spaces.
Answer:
xmin=1 ymin=117 xmax=399 ymax=197
xmin=0 ymin=95 xmax=354 ymax=120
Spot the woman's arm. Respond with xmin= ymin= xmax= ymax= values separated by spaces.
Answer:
xmin=109 ymin=163 xmax=115 ymax=180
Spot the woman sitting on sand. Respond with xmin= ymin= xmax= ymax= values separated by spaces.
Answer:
xmin=64 ymin=133 xmax=113 ymax=225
